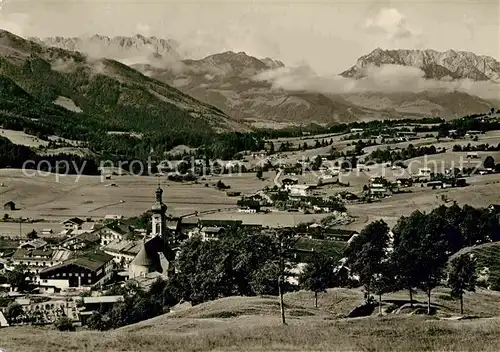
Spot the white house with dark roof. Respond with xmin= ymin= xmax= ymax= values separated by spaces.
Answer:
xmin=61 ymin=217 xmax=85 ymax=231
xmin=103 ymin=239 xmax=142 ymax=268
xmin=11 ymin=248 xmax=72 ymax=274
xmin=39 ymin=251 xmax=114 ymax=290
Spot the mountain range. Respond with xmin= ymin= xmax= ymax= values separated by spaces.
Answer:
xmin=0 ymin=30 xmax=243 ymax=138
xmin=9 ymin=33 xmax=500 ymax=129
xmin=341 ymin=48 xmax=500 ymax=82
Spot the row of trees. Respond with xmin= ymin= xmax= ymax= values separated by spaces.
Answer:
xmin=346 ymin=203 xmax=493 ymax=315
xmin=368 ymin=144 xmax=443 ymax=163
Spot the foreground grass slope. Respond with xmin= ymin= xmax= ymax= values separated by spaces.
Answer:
xmin=2 ymin=288 xmax=500 ymax=351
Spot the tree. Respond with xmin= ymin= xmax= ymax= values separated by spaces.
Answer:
xmin=312 ymin=155 xmax=322 ymax=171
xmin=346 ymin=220 xmax=390 ymax=303
xmin=391 ymin=211 xmax=427 ymax=307
xmin=392 ymin=211 xmax=448 ymax=314
xmin=416 ymin=212 xmax=449 ymax=315
xmin=250 ymin=261 xmax=280 ymax=296
xmin=4 ymin=302 xmax=24 ymax=325
xmin=371 ymin=262 xmax=397 ymax=314
xmin=448 ymin=254 xmax=477 ymax=315
xmin=269 ymin=141 xmax=275 ymax=154
xmin=483 ymin=155 xmax=495 ymax=169
xmin=299 ymin=252 xmax=336 ymax=307
xmin=26 ymin=229 xmax=38 ymax=240
xmin=6 ymin=265 xmax=34 ymax=292
xmin=256 ymin=168 xmax=263 ymax=179
xmin=55 ymin=316 xmax=75 ymax=331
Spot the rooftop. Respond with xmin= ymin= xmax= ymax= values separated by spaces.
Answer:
xmin=104 ymin=239 xmax=142 ymax=255
xmin=83 ymin=295 xmax=124 ymax=304
xmin=19 ymin=238 xmax=47 ymax=249
xmin=61 ymin=217 xmax=85 ymax=225
xmin=40 ymin=251 xmax=113 ymax=273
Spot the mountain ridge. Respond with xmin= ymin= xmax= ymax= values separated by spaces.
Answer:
xmin=19 ymin=34 xmax=500 ymax=125
xmin=0 ymin=29 xmax=244 ymax=135
xmin=341 ymin=48 xmax=500 ymax=82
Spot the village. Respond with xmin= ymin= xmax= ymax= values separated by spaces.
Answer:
xmin=2 ymin=111 xmax=500 ymax=330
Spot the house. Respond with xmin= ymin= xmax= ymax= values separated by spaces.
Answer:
xmin=237 ymin=207 xmax=257 ymax=213
xmin=286 ymin=184 xmax=317 ymax=196
xmin=42 ymin=229 xmax=53 ymax=235
xmin=369 ymin=187 xmax=389 ymax=197
xmin=466 ymin=130 xmax=482 ymax=136
xmin=61 ymin=232 xmax=100 ymax=251
xmin=350 ymin=128 xmax=364 ymax=133
xmin=226 ymin=191 xmax=242 ymax=197
xmin=19 ymin=239 xmax=48 ymax=250
xmin=417 ymin=168 xmax=432 ymax=177
xmin=3 ymin=201 xmax=15 ymax=211
xmin=11 ymin=248 xmax=73 ymax=274
xmin=281 ymin=177 xmax=299 ymax=186
xmin=427 ymin=181 xmax=443 ymax=188
xmin=79 ymin=295 xmax=124 ymax=325
xmin=61 ymin=217 xmax=85 ymax=231
xmin=95 ymin=223 xmax=132 ymax=246
xmin=466 ymin=152 xmax=479 ymax=159
xmin=104 ymin=214 xmax=123 ymax=221
xmin=38 ymin=251 xmax=114 ymax=290
xmin=200 ymin=226 xmax=225 ymax=241
xmin=103 ymin=239 xmax=143 ymax=268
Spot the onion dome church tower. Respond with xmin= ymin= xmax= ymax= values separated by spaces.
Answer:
xmin=128 ymin=183 xmax=173 ymax=279
xmin=151 ymin=183 xmax=169 ymax=246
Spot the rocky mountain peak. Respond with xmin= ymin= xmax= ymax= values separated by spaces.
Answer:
xmin=343 ymin=48 xmax=500 ymax=82
xmin=30 ymin=34 xmax=182 ymax=61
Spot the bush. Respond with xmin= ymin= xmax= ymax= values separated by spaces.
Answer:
xmin=55 ymin=316 xmax=75 ymax=331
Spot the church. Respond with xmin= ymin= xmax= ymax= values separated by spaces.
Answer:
xmin=128 ymin=184 xmax=175 ymax=279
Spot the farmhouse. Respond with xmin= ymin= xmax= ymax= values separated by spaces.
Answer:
xmin=11 ymin=248 xmax=73 ymax=274
xmin=466 ymin=130 xmax=482 ymax=136
xmin=80 ymin=295 xmax=124 ymax=324
xmin=417 ymin=168 xmax=432 ymax=177
xmin=96 ymin=223 xmax=132 ymax=246
xmin=61 ymin=217 xmax=85 ymax=231
xmin=286 ymin=184 xmax=317 ymax=196
xmin=104 ymin=214 xmax=123 ymax=221
xmin=281 ymin=177 xmax=299 ymax=186
xmin=61 ymin=232 xmax=100 ymax=251
xmin=3 ymin=201 xmax=15 ymax=211
xmin=103 ymin=239 xmax=141 ymax=267
xmin=19 ymin=239 xmax=48 ymax=250
xmin=200 ymin=226 xmax=225 ymax=241
xmin=466 ymin=152 xmax=479 ymax=159
xmin=38 ymin=251 xmax=114 ymax=290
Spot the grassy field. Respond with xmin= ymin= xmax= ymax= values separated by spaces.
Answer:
xmin=0 ymin=129 xmax=49 ymax=147
xmin=2 ymin=288 xmax=500 ymax=351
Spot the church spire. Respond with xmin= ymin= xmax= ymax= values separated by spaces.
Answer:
xmin=155 ymin=179 xmax=163 ymax=203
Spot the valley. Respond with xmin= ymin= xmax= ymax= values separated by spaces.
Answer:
xmin=1 ymin=7 xmax=500 ymax=351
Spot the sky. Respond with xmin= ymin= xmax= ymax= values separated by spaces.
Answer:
xmin=0 ymin=0 xmax=499 ymax=75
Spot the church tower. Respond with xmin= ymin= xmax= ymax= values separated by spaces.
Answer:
xmin=151 ymin=182 xmax=168 ymax=245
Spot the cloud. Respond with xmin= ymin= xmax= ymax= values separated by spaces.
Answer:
xmin=365 ymin=8 xmax=419 ymax=41
xmin=253 ymin=64 xmax=500 ymax=101
xmin=51 ymin=57 xmax=78 ymax=73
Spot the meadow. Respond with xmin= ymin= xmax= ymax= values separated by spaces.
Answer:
xmin=2 ymin=288 xmax=500 ymax=351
